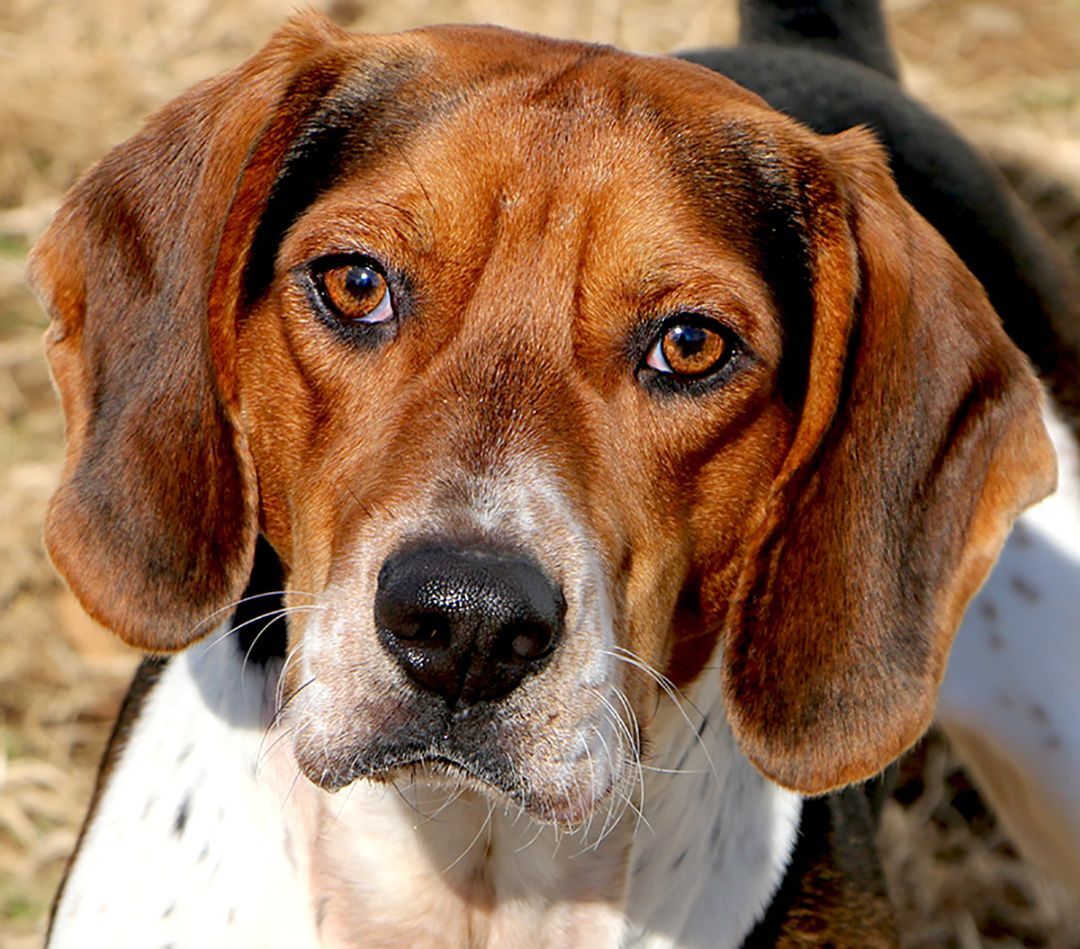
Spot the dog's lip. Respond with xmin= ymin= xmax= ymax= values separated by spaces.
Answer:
xmin=311 ymin=745 xmax=616 ymax=826
xmin=312 ymin=742 xmax=512 ymax=794
xmin=373 ymin=750 xmax=476 ymax=777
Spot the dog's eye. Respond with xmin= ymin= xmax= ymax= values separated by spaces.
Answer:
xmin=645 ymin=318 xmax=732 ymax=377
xmin=316 ymin=261 xmax=393 ymax=324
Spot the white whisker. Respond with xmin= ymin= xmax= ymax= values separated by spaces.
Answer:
xmin=603 ymin=646 xmax=721 ymax=784
xmin=442 ymin=800 xmax=494 ymax=874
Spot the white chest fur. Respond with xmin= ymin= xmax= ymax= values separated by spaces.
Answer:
xmin=49 ymin=646 xmax=322 ymax=947
xmin=311 ymin=664 xmax=801 ymax=948
xmin=50 ymin=639 xmax=800 ymax=948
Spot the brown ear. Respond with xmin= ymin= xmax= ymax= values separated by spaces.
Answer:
xmin=724 ymin=129 xmax=1057 ymax=794
xmin=26 ymin=14 xmax=350 ymax=650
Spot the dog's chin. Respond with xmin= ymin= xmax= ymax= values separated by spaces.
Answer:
xmin=297 ymin=747 xmax=614 ymax=826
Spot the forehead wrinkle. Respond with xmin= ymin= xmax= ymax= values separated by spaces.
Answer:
xmin=413 ymin=88 xmax=728 ymax=394
xmin=400 ymin=91 xmax=623 ymax=327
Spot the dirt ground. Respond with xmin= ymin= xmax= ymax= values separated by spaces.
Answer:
xmin=1 ymin=0 xmax=1078 ymax=945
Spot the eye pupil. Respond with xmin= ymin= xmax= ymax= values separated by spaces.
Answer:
xmin=668 ymin=325 xmax=708 ymax=357
xmin=340 ymin=266 xmax=384 ymax=310
xmin=345 ymin=266 xmax=378 ymax=295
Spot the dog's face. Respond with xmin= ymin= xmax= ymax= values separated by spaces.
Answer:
xmin=29 ymin=16 xmax=1054 ymax=821
xmin=239 ymin=54 xmax=795 ymax=816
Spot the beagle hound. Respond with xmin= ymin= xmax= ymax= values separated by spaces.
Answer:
xmin=30 ymin=6 xmax=1066 ymax=947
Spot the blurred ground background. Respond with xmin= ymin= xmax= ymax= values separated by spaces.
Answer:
xmin=0 ymin=0 xmax=1078 ymax=945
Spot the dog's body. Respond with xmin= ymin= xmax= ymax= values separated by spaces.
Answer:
xmin=32 ymin=1 xmax=1077 ymax=945
xmin=48 ymin=413 xmax=1080 ymax=948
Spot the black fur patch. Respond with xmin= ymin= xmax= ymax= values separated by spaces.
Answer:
xmin=173 ymin=797 xmax=191 ymax=837
xmin=244 ymin=57 xmax=437 ymax=304
xmin=229 ymin=535 xmax=288 ymax=665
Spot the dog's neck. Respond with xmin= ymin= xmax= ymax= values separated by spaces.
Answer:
xmin=309 ymin=669 xmax=801 ymax=948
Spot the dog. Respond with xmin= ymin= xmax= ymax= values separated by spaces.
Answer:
xmin=29 ymin=2 xmax=1074 ymax=945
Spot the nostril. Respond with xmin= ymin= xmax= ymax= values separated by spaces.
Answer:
xmin=505 ymin=622 xmax=556 ymax=661
xmin=395 ymin=612 xmax=452 ymax=646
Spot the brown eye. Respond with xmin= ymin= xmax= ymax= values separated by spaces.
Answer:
xmin=646 ymin=320 xmax=730 ymax=377
xmin=318 ymin=262 xmax=393 ymax=324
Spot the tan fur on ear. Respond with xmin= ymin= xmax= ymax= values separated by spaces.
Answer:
xmin=26 ymin=13 xmax=350 ymax=650
xmin=724 ymin=128 xmax=1056 ymax=794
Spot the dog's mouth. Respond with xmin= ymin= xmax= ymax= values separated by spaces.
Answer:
xmin=348 ymin=747 xmax=512 ymax=791
xmin=374 ymin=754 xmax=615 ymax=826
xmin=292 ymin=719 xmax=621 ymax=826
xmin=305 ymin=733 xmax=524 ymax=800
xmin=364 ymin=751 xmax=521 ymax=801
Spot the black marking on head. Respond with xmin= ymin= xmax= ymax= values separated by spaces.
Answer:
xmin=230 ymin=535 xmax=288 ymax=664
xmin=672 ymin=847 xmax=689 ymax=870
xmin=667 ymin=120 xmax=815 ymax=408
xmin=740 ymin=138 xmax=816 ymax=409
xmin=243 ymin=56 xmax=438 ymax=305
xmin=173 ymin=797 xmax=191 ymax=837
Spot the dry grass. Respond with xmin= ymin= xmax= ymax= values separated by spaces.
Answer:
xmin=1 ymin=0 xmax=1078 ymax=945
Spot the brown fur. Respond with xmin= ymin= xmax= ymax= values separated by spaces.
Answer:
xmin=28 ymin=13 xmax=1054 ymax=809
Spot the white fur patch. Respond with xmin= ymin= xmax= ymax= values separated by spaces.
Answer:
xmin=54 ymin=635 xmax=798 ymax=947
xmin=49 ymin=637 xmax=322 ymax=948
xmin=622 ymin=665 xmax=801 ymax=948
xmin=939 ymin=401 xmax=1080 ymax=887
xmin=309 ymin=644 xmax=799 ymax=947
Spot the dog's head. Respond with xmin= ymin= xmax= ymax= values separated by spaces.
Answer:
xmin=29 ymin=15 xmax=1054 ymax=818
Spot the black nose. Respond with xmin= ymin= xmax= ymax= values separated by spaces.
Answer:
xmin=375 ymin=545 xmax=565 ymax=705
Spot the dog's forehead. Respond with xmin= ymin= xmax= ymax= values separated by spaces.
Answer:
xmin=303 ymin=24 xmax=800 ymax=190
xmin=343 ymin=23 xmax=802 ymax=175
xmin=255 ymin=26 xmax=816 ymax=303
xmin=373 ymin=22 xmax=767 ymax=112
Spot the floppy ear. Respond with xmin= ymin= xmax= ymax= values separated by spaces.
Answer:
xmin=27 ymin=14 xmax=351 ymax=651
xmin=724 ymin=129 xmax=1057 ymax=794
